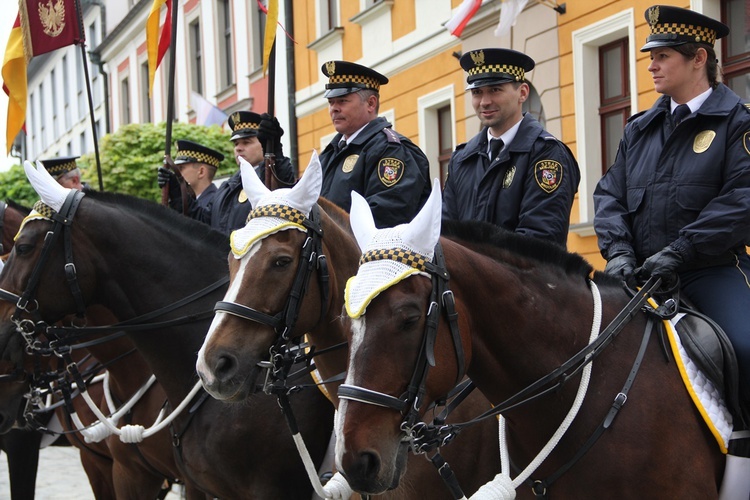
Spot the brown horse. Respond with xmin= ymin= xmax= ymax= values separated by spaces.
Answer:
xmin=197 ymin=158 xmax=501 ymax=498
xmin=335 ymin=184 xmax=726 ymax=498
xmin=0 ymin=163 xmax=333 ymax=499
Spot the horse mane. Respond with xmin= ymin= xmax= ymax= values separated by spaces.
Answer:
xmin=441 ymin=219 xmax=593 ymax=280
xmin=84 ymin=190 xmax=229 ymax=251
xmin=5 ymin=200 xmax=31 ymax=215
xmin=318 ymin=197 xmax=354 ymax=236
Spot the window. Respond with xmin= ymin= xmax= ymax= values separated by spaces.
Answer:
xmin=598 ymin=38 xmax=630 ymax=175
xmin=190 ymin=20 xmax=203 ymax=95
xmin=321 ymin=0 xmax=339 ymax=32
xmin=76 ymin=56 xmax=85 ymax=120
xmin=89 ymin=22 xmax=100 ymax=106
xmin=120 ymin=77 xmax=131 ymax=125
xmin=29 ymin=91 xmax=36 ymax=154
xmin=80 ymin=132 xmax=86 ymax=155
xmin=51 ymin=69 xmax=58 ymax=137
xmin=40 ymin=82 xmax=46 ymax=148
xmin=217 ymin=0 xmax=234 ymax=89
xmin=721 ymin=0 xmax=750 ymax=100
xmin=437 ymin=106 xmax=452 ymax=185
xmin=62 ymin=55 xmax=71 ymax=128
xmin=250 ymin=0 xmax=266 ymax=72
xmin=140 ymin=62 xmax=152 ymax=122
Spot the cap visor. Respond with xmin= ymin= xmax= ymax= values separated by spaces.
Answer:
xmin=640 ymin=40 xmax=687 ymax=52
xmin=324 ymin=87 xmax=357 ymax=99
xmin=230 ymin=130 xmax=258 ymax=141
xmin=465 ymin=77 xmax=516 ymax=90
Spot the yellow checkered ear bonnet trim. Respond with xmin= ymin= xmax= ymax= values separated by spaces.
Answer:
xmin=359 ymin=248 xmax=429 ymax=272
xmin=32 ymin=201 xmax=56 ymax=219
xmin=247 ymin=205 xmax=307 ymax=225
xmin=45 ymin=160 xmax=77 ymax=175
xmin=327 ymin=74 xmax=381 ymax=92
xmin=233 ymin=122 xmax=260 ymax=131
xmin=650 ymin=23 xmax=717 ymax=45
xmin=177 ymin=150 xmax=221 ymax=168
xmin=467 ymin=64 xmax=525 ymax=82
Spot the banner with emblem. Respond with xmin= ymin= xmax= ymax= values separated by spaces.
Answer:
xmin=18 ymin=0 xmax=83 ymax=61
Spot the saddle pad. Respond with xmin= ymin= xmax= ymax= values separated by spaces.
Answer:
xmin=663 ymin=310 xmax=733 ymax=453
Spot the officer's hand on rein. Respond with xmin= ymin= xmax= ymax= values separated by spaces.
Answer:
xmin=635 ymin=246 xmax=684 ymax=290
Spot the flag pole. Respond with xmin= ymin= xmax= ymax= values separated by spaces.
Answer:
xmin=161 ymin=0 xmax=189 ymax=212
xmin=263 ymin=39 xmax=277 ymax=190
xmin=73 ymin=0 xmax=103 ymax=191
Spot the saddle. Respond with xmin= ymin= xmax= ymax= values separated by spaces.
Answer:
xmin=671 ymin=302 xmax=747 ymax=429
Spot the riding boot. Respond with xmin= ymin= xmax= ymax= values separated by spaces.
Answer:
xmin=719 ymin=430 xmax=750 ymax=499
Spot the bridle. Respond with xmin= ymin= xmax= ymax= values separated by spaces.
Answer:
xmin=338 ymin=242 xmax=466 ymax=432
xmin=213 ymin=203 xmax=332 ymax=393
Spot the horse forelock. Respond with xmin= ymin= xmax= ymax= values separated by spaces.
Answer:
xmin=441 ymin=219 xmax=593 ymax=280
xmin=84 ymin=190 xmax=229 ymax=254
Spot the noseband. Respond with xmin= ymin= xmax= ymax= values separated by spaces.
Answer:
xmin=213 ymin=204 xmax=330 ymax=392
xmin=337 ymin=243 xmax=466 ymax=431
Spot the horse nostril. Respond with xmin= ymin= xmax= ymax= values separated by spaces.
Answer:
xmin=354 ymin=450 xmax=381 ymax=480
xmin=213 ymin=353 xmax=237 ymax=382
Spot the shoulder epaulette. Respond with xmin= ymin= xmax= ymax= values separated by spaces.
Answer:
xmin=382 ymin=127 xmax=401 ymax=144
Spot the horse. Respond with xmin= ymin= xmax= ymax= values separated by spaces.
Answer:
xmin=0 ymin=200 xmax=28 ymax=257
xmin=197 ymin=156 xmax=501 ymax=498
xmin=0 ymin=161 xmax=334 ymax=499
xmin=334 ymin=182 xmax=727 ymax=498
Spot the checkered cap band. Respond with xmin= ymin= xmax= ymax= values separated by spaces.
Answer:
xmin=234 ymin=122 xmax=260 ymax=131
xmin=45 ymin=160 xmax=77 ymax=175
xmin=650 ymin=23 xmax=717 ymax=45
xmin=359 ymin=248 xmax=429 ymax=272
xmin=177 ymin=150 xmax=221 ymax=168
xmin=32 ymin=201 xmax=56 ymax=219
xmin=468 ymin=64 xmax=525 ymax=81
xmin=327 ymin=74 xmax=381 ymax=91
xmin=247 ymin=204 xmax=307 ymax=226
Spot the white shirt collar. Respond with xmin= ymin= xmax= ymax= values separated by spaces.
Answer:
xmin=671 ymin=87 xmax=712 ymax=114
xmin=486 ymin=116 xmax=524 ymax=154
xmin=341 ymin=123 xmax=369 ymax=146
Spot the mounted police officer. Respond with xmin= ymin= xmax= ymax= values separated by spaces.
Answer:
xmin=318 ymin=60 xmax=430 ymax=228
xmin=40 ymin=156 xmax=85 ymax=191
xmin=157 ymin=112 xmax=296 ymax=235
xmin=442 ymin=48 xmax=580 ymax=248
xmin=170 ymin=140 xmax=223 ymax=211
xmin=594 ymin=6 xmax=750 ymax=414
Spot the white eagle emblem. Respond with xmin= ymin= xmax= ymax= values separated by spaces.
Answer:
xmin=38 ymin=0 xmax=66 ymax=38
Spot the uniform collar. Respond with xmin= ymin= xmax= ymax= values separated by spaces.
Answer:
xmin=636 ymin=83 xmax=740 ymax=130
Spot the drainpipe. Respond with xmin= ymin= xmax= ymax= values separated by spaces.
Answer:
xmin=284 ymin=0 xmax=298 ymax=176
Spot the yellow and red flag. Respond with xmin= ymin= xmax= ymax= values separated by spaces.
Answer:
xmin=146 ymin=0 xmax=172 ymax=96
xmin=2 ymin=15 xmax=26 ymax=155
xmin=261 ymin=0 xmax=278 ymax=75
xmin=18 ymin=0 xmax=84 ymax=61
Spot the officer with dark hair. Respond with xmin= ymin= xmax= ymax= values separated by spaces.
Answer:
xmin=442 ymin=48 xmax=580 ymax=248
xmin=157 ymin=112 xmax=295 ymax=235
xmin=318 ymin=60 xmax=430 ymax=228
xmin=594 ymin=6 xmax=750 ymax=414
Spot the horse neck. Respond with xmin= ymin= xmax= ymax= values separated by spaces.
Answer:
xmin=442 ymin=238 xmax=595 ymax=404
xmin=306 ymin=201 xmax=361 ymax=405
xmin=81 ymin=203 xmax=226 ymax=403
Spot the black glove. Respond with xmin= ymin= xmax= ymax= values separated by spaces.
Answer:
xmin=635 ymin=245 xmax=684 ymax=287
xmin=604 ymin=252 xmax=636 ymax=280
xmin=157 ymin=166 xmax=175 ymax=188
xmin=258 ymin=113 xmax=284 ymax=144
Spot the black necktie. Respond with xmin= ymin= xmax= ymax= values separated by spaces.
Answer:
xmin=337 ymin=139 xmax=347 ymax=153
xmin=489 ymin=138 xmax=504 ymax=162
xmin=673 ymin=104 xmax=690 ymax=125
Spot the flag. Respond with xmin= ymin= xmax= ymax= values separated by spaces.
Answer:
xmin=18 ymin=0 xmax=84 ymax=61
xmin=190 ymin=92 xmax=228 ymax=127
xmin=146 ymin=0 xmax=172 ymax=96
xmin=2 ymin=15 xmax=26 ymax=155
xmin=494 ymin=0 xmax=529 ymax=37
xmin=261 ymin=0 xmax=279 ymax=75
xmin=445 ymin=0 xmax=482 ymax=37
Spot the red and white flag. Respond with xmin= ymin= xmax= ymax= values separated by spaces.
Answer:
xmin=445 ymin=0 xmax=482 ymax=37
xmin=494 ymin=0 xmax=529 ymax=37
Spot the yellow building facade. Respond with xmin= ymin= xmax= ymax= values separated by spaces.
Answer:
xmin=292 ymin=0 xmax=736 ymax=270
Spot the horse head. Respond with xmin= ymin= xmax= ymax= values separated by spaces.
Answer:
xmin=334 ymin=180 xmax=467 ymax=494
xmin=197 ymin=152 xmax=339 ymax=402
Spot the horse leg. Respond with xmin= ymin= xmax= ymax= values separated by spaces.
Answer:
xmin=3 ymin=429 xmax=42 ymax=500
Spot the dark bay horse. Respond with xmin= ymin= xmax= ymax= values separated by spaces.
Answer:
xmin=335 ymin=183 xmax=726 ymax=498
xmin=197 ymin=159 xmax=501 ymax=498
xmin=0 ymin=163 xmax=334 ymax=499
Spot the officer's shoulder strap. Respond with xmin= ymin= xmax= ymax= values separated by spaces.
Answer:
xmin=382 ymin=127 xmax=401 ymax=144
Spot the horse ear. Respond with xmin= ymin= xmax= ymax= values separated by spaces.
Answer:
xmin=349 ymin=190 xmax=377 ymax=249
xmin=24 ymin=160 xmax=69 ymax=212
xmin=287 ymin=150 xmax=322 ymax=212
xmin=239 ymin=156 xmax=270 ymax=208
xmin=401 ymin=179 xmax=442 ymax=255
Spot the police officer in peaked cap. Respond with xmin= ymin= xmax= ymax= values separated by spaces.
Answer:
xmin=317 ymin=60 xmax=430 ymax=228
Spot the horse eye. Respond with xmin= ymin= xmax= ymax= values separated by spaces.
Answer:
xmin=15 ymin=244 xmax=33 ymax=256
xmin=273 ymin=256 xmax=292 ymax=268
